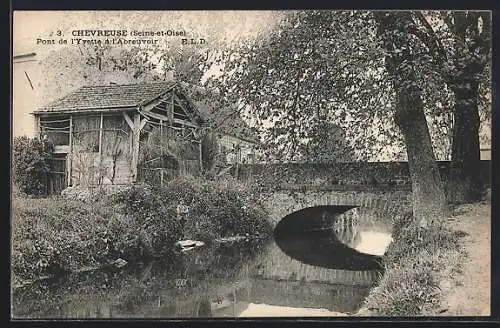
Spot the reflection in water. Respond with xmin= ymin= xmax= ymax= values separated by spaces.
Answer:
xmin=274 ymin=206 xmax=391 ymax=271
xmin=354 ymin=231 xmax=393 ymax=256
xmin=197 ymin=298 xmax=212 ymax=317
xmin=12 ymin=206 xmax=392 ymax=318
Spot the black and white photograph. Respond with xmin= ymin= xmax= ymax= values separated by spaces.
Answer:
xmin=10 ymin=10 xmax=492 ymax=318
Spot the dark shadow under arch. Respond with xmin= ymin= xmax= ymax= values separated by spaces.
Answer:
xmin=274 ymin=205 xmax=384 ymax=271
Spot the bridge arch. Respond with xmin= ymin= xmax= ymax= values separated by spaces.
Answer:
xmin=262 ymin=190 xmax=411 ymax=228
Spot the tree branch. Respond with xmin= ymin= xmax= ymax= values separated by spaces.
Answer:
xmin=413 ymin=12 xmax=448 ymax=62
xmin=452 ymin=11 xmax=467 ymax=41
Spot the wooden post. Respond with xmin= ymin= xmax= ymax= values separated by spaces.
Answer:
xmin=131 ymin=113 xmax=141 ymax=182
xmin=160 ymin=119 xmax=163 ymax=187
xmin=35 ymin=115 xmax=41 ymax=139
xmin=98 ymin=114 xmax=104 ymax=161
xmin=67 ymin=115 xmax=73 ymax=187
xmin=170 ymin=89 xmax=175 ymax=125
xmin=160 ymin=119 xmax=163 ymax=155
xmin=235 ymin=147 xmax=240 ymax=179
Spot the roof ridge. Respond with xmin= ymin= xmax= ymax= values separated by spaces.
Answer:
xmin=37 ymin=81 xmax=177 ymax=111
xmin=138 ymin=82 xmax=177 ymax=107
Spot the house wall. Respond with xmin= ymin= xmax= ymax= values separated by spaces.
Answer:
xmin=37 ymin=113 xmax=135 ymax=189
xmin=70 ymin=114 xmax=134 ymax=186
xmin=219 ymin=134 xmax=257 ymax=164
xmin=70 ymin=152 xmax=134 ymax=186
xmin=13 ymin=55 xmax=41 ymax=138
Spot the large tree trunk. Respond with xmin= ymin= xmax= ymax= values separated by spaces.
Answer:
xmin=375 ymin=12 xmax=449 ymax=224
xmin=448 ymin=79 xmax=483 ymax=204
xmin=395 ymin=88 xmax=450 ymax=224
xmin=443 ymin=11 xmax=490 ymax=204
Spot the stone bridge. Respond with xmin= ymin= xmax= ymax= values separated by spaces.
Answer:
xmin=234 ymin=160 xmax=491 ymax=229
xmin=260 ymin=188 xmax=412 ymax=229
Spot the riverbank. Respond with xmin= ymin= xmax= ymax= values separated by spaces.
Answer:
xmin=11 ymin=178 xmax=273 ymax=288
xmin=359 ymin=199 xmax=490 ymax=316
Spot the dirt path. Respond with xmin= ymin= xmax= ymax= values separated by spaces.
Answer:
xmin=438 ymin=201 xmax=491 ymax=316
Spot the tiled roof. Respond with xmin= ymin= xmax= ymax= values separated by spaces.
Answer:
xmin=35 ymin=81 xmax=176 ymax=112
xmin=34 ymin=80 xmax=259 ymax=144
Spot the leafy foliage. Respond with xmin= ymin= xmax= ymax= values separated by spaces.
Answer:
xmin=115 ymin=177 xmax=273 ymax=244
xmin=11 ymin=196 xmax=123 ymax=283
xmin=113 ymin=185 xmax=183 ymax=259
xmin=201 ymin=132 xmax=222 ymax=175
xmin=159 ymin=177 xmax=272 ymax=241
xmin=12 ymin=136 xmax=54 ymax=196
xmin=208 ymin=11 xmax=406 ymax=162
xmin=305 ymin=122 xmax=356 ymax=162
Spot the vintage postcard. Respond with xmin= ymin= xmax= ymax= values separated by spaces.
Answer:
xmin=11 ymin=10 xmax=491 ymax=319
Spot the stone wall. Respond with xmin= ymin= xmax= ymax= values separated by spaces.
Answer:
xmin=233 ymin=160 xmax=491 ymax=191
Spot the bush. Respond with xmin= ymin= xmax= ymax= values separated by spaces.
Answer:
xmin=12 ymin=136 xmax=54 ymax=196
xmin=11 ymin=177 xmax=272 ymax=285
xmin=113 ymin=184 xmax=183 ymax=259
xmin=11 ymin=196 xmax=124 ymax=283
xmin=113 ymin=177 xmax=272 ymax=244
xmin=158 ymin=177 xmax=273 ymax=241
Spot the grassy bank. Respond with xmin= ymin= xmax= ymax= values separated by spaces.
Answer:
xmin=11 ymin=177 xmax=273 ymax=287
xmin=361 ymin=210 xmax=466 ymax=316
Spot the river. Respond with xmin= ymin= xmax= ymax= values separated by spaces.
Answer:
xmin=12 ymin=206 xmax=393 ymax=318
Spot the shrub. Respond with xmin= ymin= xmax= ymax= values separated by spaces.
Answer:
xmin=11 ymin=196 xmax=123 ymax=283
xmin=158 ymin=177 xmax=273 ymax=241
xmin=11 ymin=176 xmax=272 ymax=285
xmin=12 ymin=136 xmax=54 ymax=196
xmin=113 ymin=184 xmax=183 ymax=259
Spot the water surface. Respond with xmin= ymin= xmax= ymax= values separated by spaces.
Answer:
xmin=12 ymin=206 xmax=392 ymax=318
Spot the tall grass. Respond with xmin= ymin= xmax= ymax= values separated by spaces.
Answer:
xmin=362 ymin=214 xmax=464 ymax=316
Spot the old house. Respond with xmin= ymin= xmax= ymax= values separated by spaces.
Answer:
xmin=32 ymin=81 xmax=259 ymax=194
xmin=32 ymin=81 xmax=207 ymax=194
xmin=185 ymin=84 xmax=260 ymax=166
